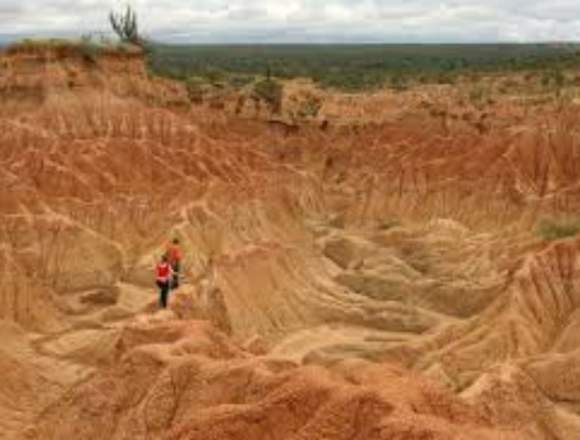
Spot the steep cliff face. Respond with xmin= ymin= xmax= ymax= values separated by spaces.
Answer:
xmin=0 ymin=42 xmax=187 ymax=112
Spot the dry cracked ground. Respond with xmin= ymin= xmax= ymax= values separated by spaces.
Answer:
xmin=1 ymin=43 xmax=580 ymax=440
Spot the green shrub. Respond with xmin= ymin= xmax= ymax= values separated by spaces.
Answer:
xmin=318 ymin=72 xmax=387 ymax=92
xmin=185 ymin=77 xmax=207 ymax=103
xmin=390 ymin=74 xmax=408 ymax=91
xmin=536 ymin=217 xmax=580 ymax=241
xmin=541 ymin=70 xmax=566 ymax=93
xmin=436 ymin=72 xmax=456 ymax=85
xmin=468 ymin=85 xmax=491 ymax=108
xmin=379 ymin=219 xmax=401 ymax=231
xmin=78 ymin=35 xmax=100 ymax=64
xmin=296 ymin=94 xmax=322 ymax=119
xmin=203 ymin=68 xmax=227 ymax=86
xmin=253 ymin=78 xmax=283 ymax=113
xmin=228 ymin=74 xmax=255 ymax=89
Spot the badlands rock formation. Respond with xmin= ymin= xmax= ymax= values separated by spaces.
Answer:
xmin=1 ymin=43 xmax=580 ymax=439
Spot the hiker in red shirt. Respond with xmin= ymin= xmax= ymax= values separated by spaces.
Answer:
xmin=156 ymin=254 xmax=174 ymax=309
xmin=166 ymin=238 xmax=183 ymax=289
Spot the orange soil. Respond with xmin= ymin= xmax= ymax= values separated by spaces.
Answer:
xmin=1 ymin=44 xmax=580 ymax=440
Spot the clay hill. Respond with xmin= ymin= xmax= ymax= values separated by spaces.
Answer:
xmin=1 ymin=41 xmax=580 ymax=440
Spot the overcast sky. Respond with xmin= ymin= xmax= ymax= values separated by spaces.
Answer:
xmin=1 ymin=0 xmax=580 ymax=43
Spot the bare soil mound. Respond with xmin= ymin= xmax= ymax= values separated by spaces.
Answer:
xmin=21 ymin=317 xmax=528 ymax=440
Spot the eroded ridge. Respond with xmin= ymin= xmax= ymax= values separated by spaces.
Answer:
xmin=1 ymin=43 xmax=580 ymax=440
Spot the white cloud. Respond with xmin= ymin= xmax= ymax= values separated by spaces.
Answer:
xmin=0 ymin=0 xmax=580 ymax=42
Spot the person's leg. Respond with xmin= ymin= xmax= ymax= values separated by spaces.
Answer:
xmin=163 ymin=282 xmax=171 ymax=308
xmin=165 ymin=282 xmax=172 ymax=308
xmin=158 ymin=281 xmax=168 ymax=308
xmin=172 ymin=262 xmax=180 ymax=289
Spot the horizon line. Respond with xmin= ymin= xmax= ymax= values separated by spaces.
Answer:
xmin=1 ymin=37 xmax=579 ymax=47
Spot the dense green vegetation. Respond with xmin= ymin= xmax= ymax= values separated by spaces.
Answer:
xmin=148 ymin=44 xmax=580 ymax=91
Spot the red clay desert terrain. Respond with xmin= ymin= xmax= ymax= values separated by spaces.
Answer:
xmin=1 ymin=42 xmax=580 ymax=439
